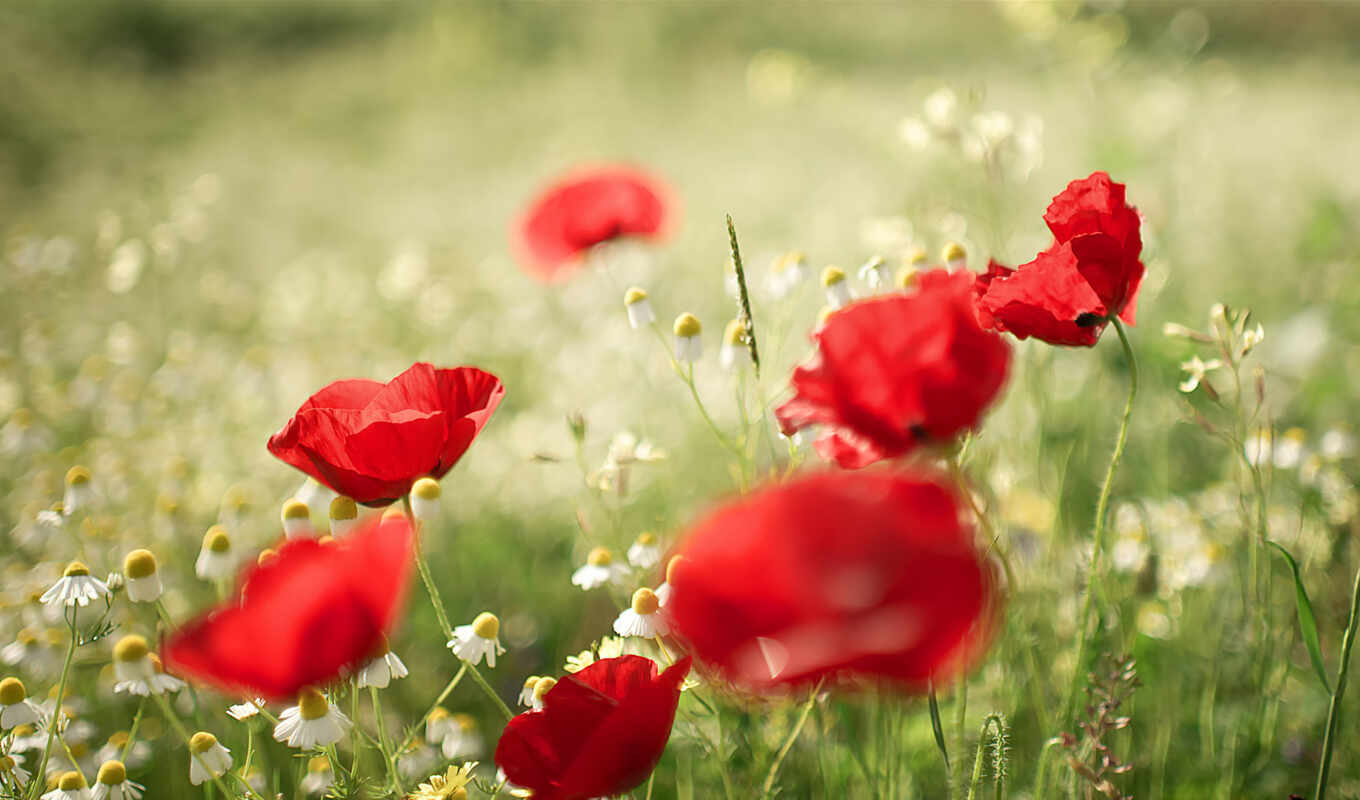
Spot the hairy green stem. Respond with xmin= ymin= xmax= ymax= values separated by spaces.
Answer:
xmin=761 ymin=679 xmax=823 ymax=798
xmin=369 ymin=687 xmax=399 ymax=794
xmin=463 ymin=659 xmax=514 ymax=722
xmin=1314 ymin=566 xmax=1360 ymax=800
xmin=965 ymin=714 xmax=1008 ymax=800
xmin=30 ymin=612 xmax=79 ymax=800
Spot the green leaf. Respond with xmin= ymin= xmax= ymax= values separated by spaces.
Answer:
xmin=1268 ymin=540 xmax=1332 ymax=693
xmin=928 ymin=680 xmax=950 ymax=771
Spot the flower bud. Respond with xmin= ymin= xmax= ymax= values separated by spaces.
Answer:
xmin=328 ymin=496 xmax=358 ymax=538
xmin=280 ymin=499 xmax=312 ymax=539
xmin=410 ymin=478 xmax=441 ymax=521
xmin=821 ymin=266 xmax=851 ymax=309
xmin=942 ymin=241 xmax=966 ymax=271
xmin=673 ymin=313 xmax=703 ymax=363
xmin=623 ymin=287 xmax=655 ymax=329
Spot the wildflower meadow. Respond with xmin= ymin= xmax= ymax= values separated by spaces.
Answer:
xmin=4 ymin=4 xmax=1360 ymax=799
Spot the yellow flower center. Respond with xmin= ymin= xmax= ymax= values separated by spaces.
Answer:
xmin=189 ymin=731 xmax=217 ymax=754
xmin=587 ymin=547 xmax=613 ymax=567
xmin=329 ymin=496 xmax=357 ymax=521
xmin=58 ymin=772 xmax=85 ymax=791
xmin=820 ymin=266 xmax=846 ymax=287
xmin=533 ymin=677 xmax=557 ymax=703
xmin=63 ymin=561 xmax=90 ymax=577
xmin=307 ymin=756 xmax=330 ymax=773
xmin=113 ymin=635 xmax=149 ymax=663
xmin=107 ymin=731 xmax=130 ymax=749
xmin=97 ymin=760 xmax=127 ymax=785
xmin=631 ymin=588 xmax=660 ymax=616
xmin=624 ymin=287 xmax=648 ymax=306
xmin=522 ymin=675 xmax=540 ymax=690
xmin=123 ymin=549 xmax=157 ymax=579
xmin=636 ymin=531 xmax=656 ymax=546
xmin=0 ymin=756 xmax=13 ymax=771
xmin=412 ymin=478 xmax=441 ymax=501
xmin=723 ymin=320 xmax=745 ymax=347
xmin=0 ymin=677 xmax=25 ymax=704
xmin=471 ymin=612 xmax=500 ymax=639
xmin=203 ymin=526 xmax=231 ymax=553
xmin=281 ymin=499 xmax=310 ymax=522
xmin=65 ymin=466 xmax=91 ymax=487
xmin=941 ymin=241 xmax=966 ymax=262
xmin=895 ymin=267 xmax=918 ymax=290
xmin=906 ymin=247 xmax=927 ymax=266
xmin=453 ymin=713 xmax=476 ymax=731
xmin=297 ymin=687 xmax=329 ymax=720
xmin=672 ymin=313 xmax=702 ymax=338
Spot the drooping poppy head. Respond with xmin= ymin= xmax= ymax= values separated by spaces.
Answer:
xmin=514 ymin=166 xmax=673 ymax=282
xmin=665 ymin=471 xmax=997 ymax=692
xmin=162 ymin=513 xmax=414 ymax=701
xmin=776 ymin=269 xmax=1011 ymax=469
xmin=976 ymin=171 xmax=1143 ymax=347
xmin=495 ymin=655 xmax=691 ymax=800
xmin=266 ymin=363 xmax=504 ymax=506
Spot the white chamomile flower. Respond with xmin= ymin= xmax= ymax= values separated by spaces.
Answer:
xmin=195 ymin=526 xmax=235 ymax=581
xmin=424 ymin=708 xmax=456 ymax=744
xmin=0 ymin=753 xmax=30 ymax=787
xmin=439 ymin=714 xmax=484 ymax=760
xmin=517 ymin=675 xmax=539 ymax=708
xmin=821 ymin=266 xmax=852 ymax=309
xmin=63 ymin=466 xmax=93 ymax=516
xmin=857 ymin=255 xmax=889 ymax=289
xmin=0 ymin=677 xmax=44 ymax=728
xmin=300 ymin=756 xmax=334 ymax=796
xmin=227 ymin=699 xmax=266 ymax=721
xmin=672 ymin=313 xmax=702 ymax=363
xmin=280 ymin=499 xmax=313 ymax=540
xmin=91 ymin=760 xmax=143 ymax=800
xmin=119 ymin=550 xmax=161 ymax=604
xmin=294 ymin=479 xmax=337 ymax=527
xmin=627 ymin=532 xmax=662 ymax=570
xmin=187 ymin=732 xmax=232 ymax=786
xmin=112 ymin=636 xmax=184 ymax=697
xmin=613 ymin=588 xmax=669 ymax=639
xmin=571 ymin=547 xmax=628 ymax=591
xmin=410 ymin=478 xmax=441 ymax=522
xmin=447 ymin=613 xmax=506 ymax=668
xmin=397 ymin=742 xmax=437 ymax=779
xmin=41 ymin=561 xmax=110 ymax=611
xmin=623 ymin=287 xmax=655 ymax=329
xmin=273 ymin=688 xmax=352 ymax=750
xmin=356 ymin=643 xmax=409 ymax=690
xmin=529 ymin=677 xmax=556 ymax=711
xmin=328 ymin=496 xmax=358 ymax=539
xmin=42 ymin=770 xmax=89 ymax=800
xmin=767 ymin=251 xmax=809 ymax=298
xmin=719 ymin=320 xmax=749 ymax=371
xmin=942 ymin=241 xmax=966 ymax=272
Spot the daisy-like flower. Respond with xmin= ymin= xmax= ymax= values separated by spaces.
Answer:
xmin=0 ymin=677 xmax=44 ymax=728
xmin=767 ymin=250 xmax=809 ymax=298
xmin=397 ymin=742 xmax=438 ymax=780
xmin=719 ymin=320 xmax=749 ymax=371
xmin=96 ymin=734 xmax=149 ymax=770
xmin=529 ymin=678 xmax=556 ymax=711
xmin=623 ymin=287 xmax=655 ymax=329
xmin=42 ymin=770 xmax=89 ymax=800
xmin=410 ymin=478 xmax=441 ymax=522
xmin=273 ymin=687 xmax=352 ymax=749
xmin=0 ymin=753 xmax=30 ymax=788
xmin=613 ymin=588 xmax=669 ymax=639
xmin=571 ymin=547 xmax=628 ymax=591
xmin=187 ymin=732 xmax=231 ymax=786
xmin=410 ymin=762 xmax=475 ymax=800
xmin=328 ymin=497 xmax=358 ymax=539
xmin=516 ymin=676 xmax=539 ymax=708
xmin=227 ymin=698 xmax=266 ymax=721
xmin=942 ymin=241 xmax=966 ymax=271
xmin=300 ymin=756 xmax=333 ymax=796
xmin=63 ymin=467 xmax=93 ymax=516
xmin=447 ymin=612 xmax=506 ymax=668
xmin=112 ymin=639 xmax=184 ymax=698
xmin=439 ymin=714 xmax=484 ymax=760
xmin=563 ymin=650 xmax=595 ymax=674
xmin=1178 ymin=355 xmax=1223 ymax=394
xmin=355 ymin=642 xmax=409 ymax=690
xmin=821 ymin=266 xmax=852 ymax=309
xmin=672 ymin=313 xmax=702 ymax=363
xmin=194 ymin=526 xmax=234 ymax=581
xmin=627 ymin=532 xmax=662 ymax=569
xmin=857 ymin=255 xmax=889 ymax=290
xmin=40 ymin=562 xmax=110 ymax=611
xmin=90 ymin=760 xmax=143 ymax=800
xmin=280 ymin=500 xmax=313 ymax=540
xmin=120 ymin=550 xmax=162 ymax=604
xmin=425 ymin=707 xmax=456 ymax=744
xmin=0 ymin=629 xmax=39 ymax=666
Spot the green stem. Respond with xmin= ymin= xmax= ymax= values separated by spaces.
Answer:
xmin=760 ymin=679 xmax=823 ymax=798
xmin=368 ymin=687 xmax=400 ymax=795
xmin=965 ymin=714 xmax=1008 ymax=800
xmin=347 ymin=683 xmax=361 ymax=781
xmin=1314 ymin=566 xmax=1360 ymax=800
xmin=1031 ymin=737 xmax=1063 ymax=800
xmin=30 ymin=612 xmax=79 ymax=800
xmin=153 ymin=692 xmax=264 ymax=800
xmin=1065 ymin=316 xmax=1138 ymax=725
xmin=951 ymin=679 xmax=969 ymax=798
xmin=122 ymin=697 xmax=147 ymax=761
xmin=463 ymin=659 xmax=514 ymax=722
xmin=404 ymin=497 xmax=455 ymax=641
xmin=397 ymin=665 xmax=468 ymax=755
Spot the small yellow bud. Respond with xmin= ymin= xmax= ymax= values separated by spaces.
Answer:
xmin=533 ymin=676 xmax=558 ymax=703
xmin=723 ymin=319 xmax=746 ymax=346
xmin=123 ymin=549 xmax=157 ymax=579
xmin=411 ymin=478 xmax=441 ymax=501
xmin=297 ymin=687 xmax=329 ymax=720
xmin=895 ymin=266 xmax=919 ymax=290
xmin=329 ymin=496 xmax=357 ymax=521
xmin=0 ymin=677 xmax=26 ymax=705
xmin=587 ymin=547 xmax=613 ymax=567
xmin=203 ymin=526 xmax=231 ymax=553
xmin=65 ymin=466 xmax=91 ymax=487
xmin=941 ymin=241 xmax=966 ymax=264
xmin=307 ymin=756 xmax=330 ymax=773
xmin=636 ymin=531 xmax=657 ymax=546
xmin=258 ymin=548 xmax=278 ymax=566
xmin=63 ymin=561 xmax=90 ymax=577
xmin=774 ymin=251 xmax=806 ymax=273
xmin=107 ymin=731 xmax=130 ymax=749
xmin=624 ymin=287 xmax=648 ymax=306
xmin=113 ymin=635 xmax=149 ymax=663
xmin=673 ymin=313 xmax=702 ymax=338
xmin=189 ymin=731 xmax=217 ymax=754
xmin=97 ymin=760 xmax=127 ymax=785
xmin=58 ymin=772 xmax=85 ymax=791
xmin=453 ymin=713 xmax=476 ymax=731
xmin=281 ymin=499 xmax=310 ymax=522
xmin=523 ymin=675 xmax=540 ymax=690
xmin=820 ymin=266 xmax=846 ymax=287
xmin=906 ymin=247 xmax=928 ymax=266
xmin=471 ymin=612 xmax=500 ymax=640
xmin=631 ymin=588 xmax=660 ymax=616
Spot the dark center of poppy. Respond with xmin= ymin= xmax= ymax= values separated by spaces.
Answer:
xmin=1074 ymin=312 xmax=1104 ymax=327
xmin=909 ymin=424 xmax=929 ymax=441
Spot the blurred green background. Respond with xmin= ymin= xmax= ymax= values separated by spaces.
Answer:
xmin=4 ymin=2 xmax=1360 ymax=798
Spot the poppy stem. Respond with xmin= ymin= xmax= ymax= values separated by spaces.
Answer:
xmin=760 ymin=678 xmax=823 ymax=798
xmin=1314 ymin=564 xmax=1360 ymax=800
xmin=404 ymin=497 xmax=456 ymax=641
xmin=1064 ymin=315 xmax=1138 ymax=729
xmin=462 ymin=659 xmax=514 ymax=722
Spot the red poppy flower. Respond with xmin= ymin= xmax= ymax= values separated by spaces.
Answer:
xmin=665 ymin=471 xmax=996 ymax=692
xmin=775 ymin=269 xmax=1011 ymax=469
xmin=514 ymin=165 xmax=673 ymax=282
xmin=495 ymin=655 xmax=691 ymax=800
xmin=162 ymin=513 xmax=414 ymax=700
xmin=977 ymin=171 xmax=1143 ymax=347
xmin=267 ymin=362 xmax=504 ymax=506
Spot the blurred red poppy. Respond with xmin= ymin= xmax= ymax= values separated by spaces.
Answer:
xmin=495 ymin=655 xmax=691 ymax=800
xmin=977 ymin=171 xmax=1143 ymax=346
xmin=665 ymin=471 xmax=996 ymax=692
xmin=267 ymin=362 xmax=504 ymax=506
xmin=162 ymin=513 xmax=414 ymax=701
xmin=776 ymin=269 xmax=1011 ymax=469
xmin=515 ymin=166 xmax=672 ymax=282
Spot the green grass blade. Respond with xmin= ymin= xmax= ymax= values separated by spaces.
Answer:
xmin=1268 ymin=540 xmax=1332 ymax=693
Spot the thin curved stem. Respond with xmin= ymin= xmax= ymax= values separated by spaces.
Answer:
xmin=761 ymin=679 xmax=823 ymax=798
xmin=1314 ymin=565 xmax=1360 ymax=800
xmin=29 ymin=612 xmax=79 ymax=800
xmin=368 ymin=687 xmax=400 ymax=795
xmin=463 ymin=659 xmax=514 ymax=722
